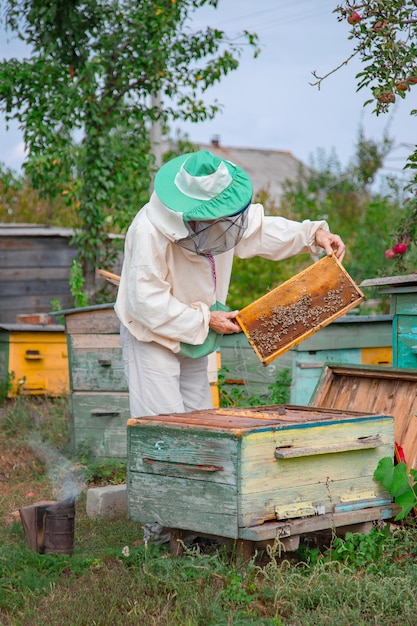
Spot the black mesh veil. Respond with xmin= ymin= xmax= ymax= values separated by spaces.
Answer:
xmin=174 ymin=208 xmax=249 ymax=256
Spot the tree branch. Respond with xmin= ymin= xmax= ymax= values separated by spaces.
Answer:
xmin=310 ymin=49 xmax=359 ymax=90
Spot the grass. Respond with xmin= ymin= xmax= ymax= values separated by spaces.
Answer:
xmin=1 ymin=395 xmax=417 ymax=625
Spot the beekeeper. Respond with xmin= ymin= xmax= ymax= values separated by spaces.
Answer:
xmin=114 ymin=150 xmax=345 ymax=418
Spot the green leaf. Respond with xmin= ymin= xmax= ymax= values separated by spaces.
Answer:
xmin=374 ymin=456 xmax=396 ymax=490
xmin=394 ymin=491 xmax=417 ymax=520
xmin=390 ymin=463 xmax=413 ymax=497
xmin=374 ymin=458 xmax=412 ymax=497
xmin=374 ymin=457 xmax=417 ymax=519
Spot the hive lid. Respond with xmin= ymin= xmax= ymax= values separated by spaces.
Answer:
xmin=127 ymin=404 xmax=385 ymax=434
xmin=360 ymin=274 xmax=417 ymax=288
xmin=310 ymin=363 xmax=417 ymax=470
xmin=0 ymin=323 xmax=65 ymax=332
xmin=236 ymin=254 xmax=365 ymax=365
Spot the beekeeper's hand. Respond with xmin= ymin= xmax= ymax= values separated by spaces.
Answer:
xmin=315 ymin=228 xmax=345 ymax=261
xmin=209 ymin=310 xmax=241 ymax=334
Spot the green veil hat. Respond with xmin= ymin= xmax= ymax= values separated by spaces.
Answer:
xmin=154 ymin=150 xmax=253 ymax=221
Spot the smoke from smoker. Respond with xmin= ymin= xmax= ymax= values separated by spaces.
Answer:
xmin=28 ymin=434 xmax=86 ymax=501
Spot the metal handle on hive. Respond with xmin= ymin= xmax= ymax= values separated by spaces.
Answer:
xmin=142 ymin=457 xmax=224 ymax=472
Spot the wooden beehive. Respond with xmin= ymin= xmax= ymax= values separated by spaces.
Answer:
xmin=236 ymin=254 xmax=365 ymax=365
xmin=361 ymin=273 xmax=417 ymax=369
xmin=0 ymin=323 xmax=69 ymax=397
xmin=59 ymin=304 xmax=130 ymax=459
xmin=127 ymin=405 xmax=394 ymax=540
xmin=0 ymin=225 xmax=77 ymax=324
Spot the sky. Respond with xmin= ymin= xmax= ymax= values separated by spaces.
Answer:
xmin=0 ymin=0 xmax=415 ymax=182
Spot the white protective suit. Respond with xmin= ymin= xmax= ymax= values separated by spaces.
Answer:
xmin=114 ymin=191 xmax=329 ymax=417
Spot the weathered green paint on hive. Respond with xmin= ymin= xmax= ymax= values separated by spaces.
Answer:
xmin=128 ymin=424 xmax=237 ymax=480
xmin=128 ymin=474 xmax=239 ymax=537
xmin=127 ymin=423 xmax=241 ymax=537
xmin=389 ymin=290 xmax=417 ymax=316
xmin=127 ymin=410 xmax=394 ymax=539
xmin=68 ymin=334 xmax=127 ymax=392
xmin=393 ymin=314 xmax=417 ymax=368
xmin=69 ymin=392 xmax=129 ymax=459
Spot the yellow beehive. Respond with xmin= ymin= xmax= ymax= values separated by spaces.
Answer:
xmin=0 ymin=323 xmax=69 ymax=397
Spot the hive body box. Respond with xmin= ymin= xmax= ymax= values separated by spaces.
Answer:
xmin=361 ymin=274 xmax=417 ymax=369
xmin=127 ymin=406 xmax=394 ymax=540
xmin=385 ymin=282 xmax=417 ymax=368
xmin=0 ymin=323 xmax=69 ymax=397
